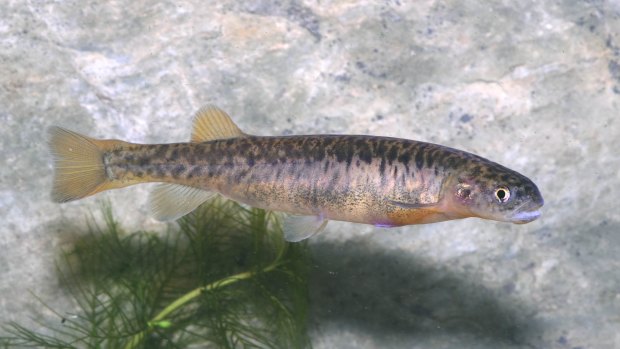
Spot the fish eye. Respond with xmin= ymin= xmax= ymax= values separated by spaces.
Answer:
xmin=494 ymin=187 xmax=510 ymax=203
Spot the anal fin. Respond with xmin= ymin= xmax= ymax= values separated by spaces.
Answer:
xmin=282 ymin=215 xmax=328 ymax=242
xmin=149 ymin=184 xmax=216 ymax=221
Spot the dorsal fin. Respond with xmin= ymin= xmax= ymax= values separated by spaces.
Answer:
xmin=191 ymin=105 xmax=245 ymax=142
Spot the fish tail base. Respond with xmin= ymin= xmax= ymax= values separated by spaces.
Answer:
xmin=47 ymin=126 xmax=120 ymax=203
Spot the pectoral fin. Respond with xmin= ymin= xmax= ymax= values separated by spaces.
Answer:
xmin=149 ymin=184 xmax=216 ymax=221
xmin=282 ymin=215 xmax=328 ymax=242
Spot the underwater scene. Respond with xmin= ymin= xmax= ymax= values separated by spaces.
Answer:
xmin=1 ymin=1 xmax=618 ymax=348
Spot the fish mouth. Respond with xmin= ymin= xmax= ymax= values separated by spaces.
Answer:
xmin=511 ymin=210 xmax=541 ymax=224
xmin=510 ymin=197 xmax=543 ymax=224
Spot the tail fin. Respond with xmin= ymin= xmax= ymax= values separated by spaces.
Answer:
xmin=48 ymin=127 xmax=110 ymax=203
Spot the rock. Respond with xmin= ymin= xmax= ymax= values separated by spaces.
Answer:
xmin=1 ymin=1 xmax=619 ymax=348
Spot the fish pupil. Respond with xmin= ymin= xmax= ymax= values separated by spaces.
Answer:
xmin=494 ymin=187 xmax=511 ymax=203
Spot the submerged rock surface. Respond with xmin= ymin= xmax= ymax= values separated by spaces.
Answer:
xmin=1 ymin=1 xmax=619 ymax=348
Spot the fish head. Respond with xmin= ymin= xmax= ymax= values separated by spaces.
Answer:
xmin=442 ymin=162 xmax=544 ymax=224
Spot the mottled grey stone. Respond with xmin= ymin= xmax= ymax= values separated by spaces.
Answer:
xmin=1 ymin=0 xmax=619 ymax=348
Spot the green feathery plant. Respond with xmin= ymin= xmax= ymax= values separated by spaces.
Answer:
xmin=0 ymin=198 xmax=311 ymax=348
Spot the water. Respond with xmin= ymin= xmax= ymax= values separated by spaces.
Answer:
xmin=1 ymin=1 xmax=619 ymax=348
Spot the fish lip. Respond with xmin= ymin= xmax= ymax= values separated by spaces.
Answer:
xmin=511 ymin=209 xmax=541 ymax=224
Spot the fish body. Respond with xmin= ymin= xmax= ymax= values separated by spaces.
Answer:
xmin=49 ymin=106 xmax=544 ymax=241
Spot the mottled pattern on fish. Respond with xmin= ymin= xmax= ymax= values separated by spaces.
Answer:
xmin=48 ymin=105 xmax=544 ymax=240
xmin=101 ymin=135 xmax=540 ymax=226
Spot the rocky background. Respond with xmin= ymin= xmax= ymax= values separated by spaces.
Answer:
xmin=1 ymin=1 xmax=619 ymax=348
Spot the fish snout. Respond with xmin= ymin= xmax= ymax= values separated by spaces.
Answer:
xmin=510 ymin=195 xmax=544 ymax=224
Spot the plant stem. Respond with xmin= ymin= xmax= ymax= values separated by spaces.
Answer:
xmin=123 ymin=261 xmax=282 ymax=349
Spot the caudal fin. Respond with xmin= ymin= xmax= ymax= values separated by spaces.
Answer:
xmin=47 ymin=127 xmax=110 ymax=203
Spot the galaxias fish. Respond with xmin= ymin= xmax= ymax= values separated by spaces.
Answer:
xmin=48 ymin=106 xmax=543 ymax=241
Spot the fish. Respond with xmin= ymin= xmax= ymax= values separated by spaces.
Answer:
xmin=48 ymin=105 xmax=544 ymax=242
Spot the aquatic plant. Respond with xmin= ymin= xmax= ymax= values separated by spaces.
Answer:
xmin=1 ymin=199 xmax=311 ymax=348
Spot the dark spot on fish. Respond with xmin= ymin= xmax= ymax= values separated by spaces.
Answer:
xmin=134 ymin=170 xmax=144 ymax=178
xmin=334 ymin=143 xmax=347 ymax=162
xmin=138 ymin=157 xmax=149 ymax=167
xmin=196 ymin=144 xmax=208 ymax=156
xmin=323 ymin=160 xmax=330 ymax=173
xmin=425 ymin=150 xmax=434 ymax=168
xmin=356 ymin=159 xmax=360 ymax=167
xmin=301 ymin=138 xmax=313 ymax=155
xmin=315 ymin=144 xmax=326 ymax=161
xmin=154 ymin=144 xmax=169 ymax=158
xmin=355 ymin=139 xmax=372 ymax=165
xmin=376 ymin=140 xmax=388 ymax=156
xmin=225 ymin=139 xmax=235 ymax=146
xmin=322 ymin=137 xmax=335 ymax=147
xmin=345 ymin=149 xmax=354 ymax=169
xmin=187 ymin=149 xmax=197 ymax=163
xmin=469 ymin=166 xmax=481 ymax=177
xmin=415 ymin=150 xmax=424 ymax=170
xmin=386 ymin=145 xmax=398 ymax=164
xmin=445 ymin=156 xmax=456 ymax=169
xmin=238 ymin=141 xmax=251 ymax=154
xmin=124 ymin=154 xmax=135 ymax=162
xmin=433 ymin=149 xmax=446 ymax=168
xmin=170 ymin=149 xmax=179 ymax=160
xmin=155 ymin=166 xmax=166 ymax=178
xmin=334 ymin=143 xmax=354 ymax=169
xmin=398 ymin=152 xmax=410 ymax=167
xmin=247 ymin=153 xmax=255 ymax=167
xmin=179 ymin=146 xmax=189 ymax=156
xmin=484 ymin=172 xmax=499 ymax=181
xmin=172 ymin=164 xmax=186 ymax=178
xmin=393 ymin=166 xmax=398 ymax=179
xmin=379 ymin=158 xmax=386 ymax=175
xmin=205 ymin=151 xmax=218 ymax=164
xmin=358 ymin=145 xmax=373 ymax=164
